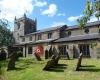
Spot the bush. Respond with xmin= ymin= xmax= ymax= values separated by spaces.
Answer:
xmin=0 ymin=49 xmax=6 ymax=60
xmin=0 ymin=64 xmax=1 ymax=75
xmin=16 ymin=51 xmax=23 ymax=61
xmin=17 ymin=51 xmax=23 ymax=57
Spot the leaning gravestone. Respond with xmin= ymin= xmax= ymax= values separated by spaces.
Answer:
xmin=76 ymin=53 xmax=83 ymax=71
xmin=43 ymin=55 xmax=56 ymax=70
xmin=45 ymin=49 xmax=49 ymax=59
xmin=7 ymin=52 xmax=17 ymax=70
xmin=43 ymin=54 xmax=60 ymax=70
xmin=55 ymin=54 xmax=60 ymax=65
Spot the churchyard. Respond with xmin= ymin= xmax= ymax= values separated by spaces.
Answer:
xmin=0 ymin=57 xmax=100 ymax=80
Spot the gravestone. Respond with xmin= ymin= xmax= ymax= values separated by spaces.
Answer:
xmin=45 ymin=50 xmax=49 ymax=59
xmin=7 ymin=52 xmax=17 ymax=70
xmin=43 ymin=55 xmax=56 ymax=70
xmin=43 ymin=54 xmax=60 ymax=70
xmin=76 ymin=53 xmax=83 ymax=71
xmin=55 ymin=55 xmax=60 ymax=65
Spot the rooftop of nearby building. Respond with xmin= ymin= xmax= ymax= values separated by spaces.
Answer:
xmin=23 ymin=25 xmax=67 ymax=36
xmin=54 ymin=33 xmax=100 ymax=43
xmin=23 ymin=21 xmax=100 ymax=36
xmin=67 ymin=21 xmax=100 ymax=30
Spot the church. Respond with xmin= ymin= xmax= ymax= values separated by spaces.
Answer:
xmin=13 ymin=14 xmax=100 ymax=59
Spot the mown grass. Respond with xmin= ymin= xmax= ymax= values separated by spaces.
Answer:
xmin=0 ymin=57 xmax=100 ymax=80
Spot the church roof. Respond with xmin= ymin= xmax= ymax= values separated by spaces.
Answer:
xmin=25 ymin=25 xmax=67 ymax=36
xmin=67 ymin=21 xmax=100 ymax=30
xmin=54 ymin=33 xmax=100 ymax=43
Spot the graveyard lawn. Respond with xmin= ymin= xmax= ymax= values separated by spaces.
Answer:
xmin=1 ymin=57 xmax=100 ymax=80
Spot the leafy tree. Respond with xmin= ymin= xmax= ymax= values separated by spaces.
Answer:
xmin=77 ymin=0 xmax=100 ymax=29
xmin=77 ymin=0 xmax=93 ymax=29
xmin=0 ymin=18 xmax=14 ymax=48
xmin=77 ymin=16 xmax=89 ymax=29
xmin=83 ymin=0 xmax=93 ymax=19
xmin=94 ymin=0 xmax=100 ymax=20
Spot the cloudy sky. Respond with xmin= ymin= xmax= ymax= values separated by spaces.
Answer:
xmin=0 ymin=0 xmax=98 ymax=30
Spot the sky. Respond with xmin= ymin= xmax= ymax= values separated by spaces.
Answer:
xmin=0 ymin=0 xmax=98 ymax=30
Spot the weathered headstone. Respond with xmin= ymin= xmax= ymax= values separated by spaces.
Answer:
xmin=51 ymin=55 xmax=56 ymax=60
xmin=65 ymin=50 xmax=70 ymax=60
xmin=43 ymin=54 xmax=60 ymax=70
xmin=49 ymin=46 xmax=53 ymax=57
xmin=76 ymin=53 xmax=83 ymax=71
xmin=7 ymin=52 xmax=17 ymax=70
xmin=45 ymin=49 xmax=49 ymax=59
xmin=43 ymin=59 xmax=55 ymax=70
xmin=55 ymin=55 xmax=60 ymax=65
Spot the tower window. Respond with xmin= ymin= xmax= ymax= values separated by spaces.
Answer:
xmin=22 ymin=37 xmax=25 ymax=42
xmin=48 ymin=33 xmax=52 ymax=39
xmin=29 ymin=36 xmax=32 ymax=41
xmin=17 ymin=33 xmax=19 ymax=40
xmin=17 ymin=23 xmax=20 ymax=29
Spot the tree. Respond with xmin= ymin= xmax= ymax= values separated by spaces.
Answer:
xmin=77 ymin=0 xmax=93 ymax=29
xmin=77 ymin=16 xmax=89 ymax=29
xmin=83 ymin=0 xmax=93 ymax=19
xmin=0 ymin=18 xmax=14 ymax=48
xmin=94 ymin=0 xmax=100 ymax=20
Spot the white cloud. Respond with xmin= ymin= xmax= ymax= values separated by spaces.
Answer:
xmin=0 ymin=0 xmax=48 ymax=22
xmin=88 ymin=16 xmax=98 ymax=22
xmin=0 ymin=0 xmax=34 ymax=22
xmin=57 ymin=13 xmax=66 ymax=16
xmin=34 ymin=1 xmax=47 ymax=7
xmin=51 ymin=22 xmax=66 ymax=27
xmin=67 ymin=15 xmax=83 ymax=22
xmin=42 ymin=4 xmax=57 ymax=17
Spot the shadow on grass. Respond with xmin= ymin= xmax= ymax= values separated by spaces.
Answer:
xmin=78 ymin=68 xmax=100 ymax=72
xmin=45 ymin=64 xmax=67 ymax=72
xmin=14 ymin=67 xmax=27 ymax=71
xmin=7 ymin=67 xmax=27 ymax=71
xmin=57 ymin=64 xmax=67 ymax=66
xmin=81 ymin=65 xmax=95 ymax=67
xmin=45 ymin=68 xmax=64 ymax=72
xmin=76 ymin=65 xmax=100 ymax=72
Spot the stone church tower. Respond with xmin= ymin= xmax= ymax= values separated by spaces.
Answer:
xmin=13 ymin=14 xmax=37 ymax=44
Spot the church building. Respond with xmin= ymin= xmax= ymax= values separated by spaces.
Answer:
xmin=13 ymin=14 xmax=100 ymax=58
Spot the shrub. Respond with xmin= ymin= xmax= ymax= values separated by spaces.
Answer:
xmin=16 ymin=51 xmax=23 ymax=60
xmin=17 ymin=51 xmax=23 ymax=57
xmin=0 ymin=64 xmax=1 ymax=75
xmin=0 ymin=49 xmax=6 ymax=60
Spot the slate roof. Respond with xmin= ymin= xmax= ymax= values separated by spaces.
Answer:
xmin=14 ymin=39 xmax=55 ymax=46
xmin=67 ymin=21 xmax=100 ymax=30
xmin=25 ymin=25 xmax=67 ymax=36
xmin=54 ymin=33 xmax=100 ymax=43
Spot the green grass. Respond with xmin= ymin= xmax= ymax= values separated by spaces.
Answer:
xmin=1 ymin=57 xmax=100 ymax=80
